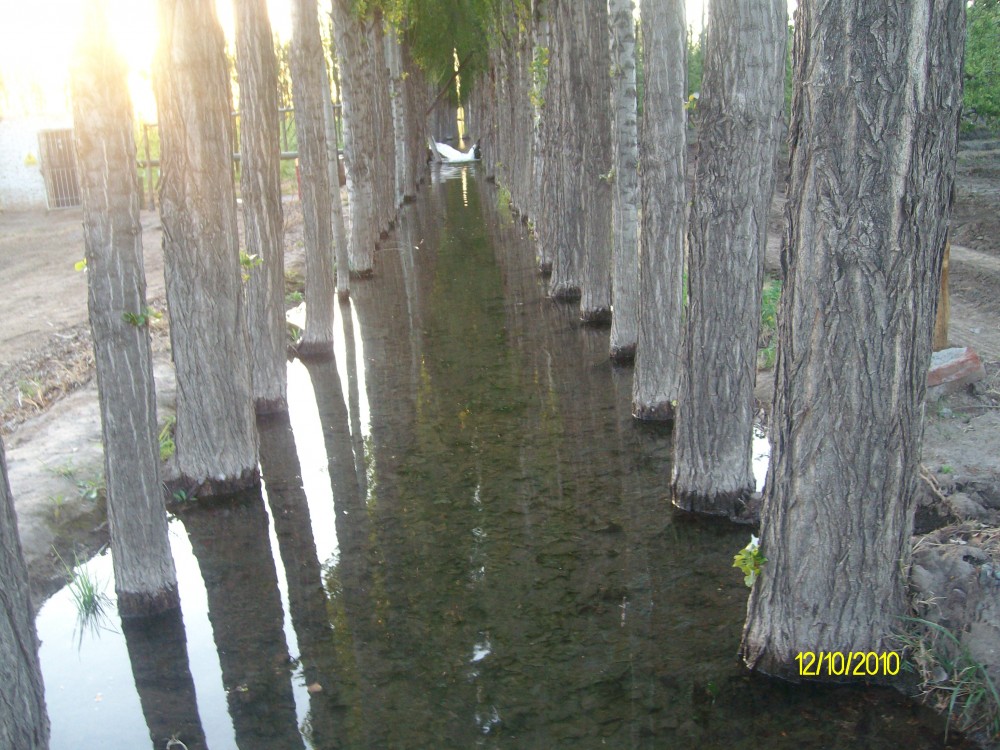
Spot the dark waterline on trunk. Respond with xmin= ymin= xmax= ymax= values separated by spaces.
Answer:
xmin=37 ymin=167 xmax=969 ymax=749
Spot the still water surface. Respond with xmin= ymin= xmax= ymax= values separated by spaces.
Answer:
xmin=37 ymin=168 xmax=969 ymax=749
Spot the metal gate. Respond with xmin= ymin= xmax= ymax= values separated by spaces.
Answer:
xmin=37 ymin=129 xmax=81 ymax=209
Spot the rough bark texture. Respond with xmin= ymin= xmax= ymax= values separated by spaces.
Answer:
xmin=323 ymin=64 xmax=351 ymax=299
xmin=401 ymin=41 xmax=429 ymax=196
xmin=632 ymin=0 xmax=686 ymax=420
xmin=73 ymin=6 xmax=179 ymax=617
xmin=332 ymin=0 xmax=378 ymax=274
xmin=741 ymin=0 xmax=965 ymax=679
xmin=0 ymin=437 xmax=49 ymax=750
xmin=235 ymin=0 xmax=288 ymax=412
xmin=543 ymin=0 xmax=613 ymax=315
xmin=608 ymin=0 xmax=640 ymax=360
xmin=290 ymin=0 xmax=336 ymax=355
xmin=384 ymin=24 xmax=408 ymax=208
xmin=672 ymin=0 xmax=785 ymax=517
xmin=369 ymin=15 xmax=398 ymax=237
xmin=154 ymin=0 xmax=259 ymax=494
xmin=575 ymin=0 xmax=613 ymax=323
xmin=488 ymin=9 xmax=537 ymax=224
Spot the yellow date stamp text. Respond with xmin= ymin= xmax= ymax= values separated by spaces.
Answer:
xmin=795 ymin=650 xmax=900 ymax=678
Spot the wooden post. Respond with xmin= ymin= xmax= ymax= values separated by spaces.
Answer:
xmin=933 ymin=235 xmax=950 ymax=351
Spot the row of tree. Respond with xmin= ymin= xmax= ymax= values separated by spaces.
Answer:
xmin=2 ymin=0 xmax=443 ymax=745
xmin=0 ymin=0 xmax=970 ymax=745
xmin=469 ymin=0 xmax=964 ymax=681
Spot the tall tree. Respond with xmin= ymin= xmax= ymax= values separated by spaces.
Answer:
xmin=384 ymin=22 xmax=410 ymax=208
xmin=73 ymin=0 xmax=179 ymax=616
xmin=332 ymin=0 xmax=379 ymax=275
xmin=607 ymin=0 xmax=640 ymax=361
xmin=234 ymin=0 xmax=288 ymax=412
xmin=0 ymin=437 xmax=49 ymax=750
xmin=290 ymin=0 xmax=336 ymax=355
xmin=741 ymin=0 xmax=965 ymax=678
xmin=154 ymin=0 xmax=259 ymax=495
xmin=323 ymin=61 xmax=352 ymax=299
xmin=579 ymin=0 xmax=614 ymax=324
xmin=632 ymin=0 xmax=686 ymax=420
xmin=546 ymin=0 xmax=613 ymax=321
xmin=672 ymin=0 xmax=786 ymax=517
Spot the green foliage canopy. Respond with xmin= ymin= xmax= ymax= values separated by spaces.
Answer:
xmin=965 ymin=0 xmax=1000 ymax=128
xmin=360 ymin=0 xmax=530 ymax=101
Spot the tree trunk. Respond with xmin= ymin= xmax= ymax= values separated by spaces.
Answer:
xmin=402 ymin=41 xmax=428 ymax=195
xmin=73 ymin=2 xmax=179 ymax=616
xmin=545 ymin=0 xmax=614 ymax=313
xmin=332 ymin=0 xmax=378 ymax=275
xmin=369 ymin=15 xmax=398 ymax=236
xmin=547 ymin=0 xmax=582 ymax=300
xmin=741 ymin=0 xmax=965 ymax=679
xmin=0 ymin=437 xmax=49 ymax=750
xmin=290 ymin=0 xmax=336 ymax=356
xmin=154 ymin=0 xmax=259 ymax=495
xmin=632 ymin=0 xmax=686 ymax=421
xmin=323 ymin=66 xmax=352 ymax=299
xmin=384 ymin=23 xmax=408 ymax=208
xmin=672 ymin=0 xmax=786 ymax=517
xmin=608 ymin=0 xmax=640 ymax=360
xmin=576 ymin=0 xmax=613 ymax=323
xmin=235 ymin=0 xmax=288 ymax=413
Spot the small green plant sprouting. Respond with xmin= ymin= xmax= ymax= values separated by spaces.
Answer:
xmin=17 ymin=378 xmax=46 ymax=409
xmin=285 ymin=290 xmax=304 ymax=305
xmin=171 ymin=486 xmax=197 ymax=504
xmin=48 ymin=494 xmax=67 ymax=522
xmin=76 ymin=474 xmax=105 ymax=503
xmin=122 ymin=306 xmax=162 ymax=328
xmin=940 ymin=464 xmax=955 ymax=475
xmin=757 ymin=277 xmax=782 ymax=370
xmin=240 ymin=251 xmax=263 ymax=281
xmin=529 ymin=45 xmax=549 ymax=110
xmin=74 ymin=258 xmax=87 ymax=272
xmin=733 ymin=534 xmax=767 ymax=587
xmin=896 ymin=616 xmax=1000 ymax=740
xmin=159 ymin=415 xmax=176 ymax=461
xmin=48 ymin=461 xmax=78 ymax=480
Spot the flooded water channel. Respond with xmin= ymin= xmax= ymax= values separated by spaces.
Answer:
xmin=37 ymin=168 xmax=969 ymax=748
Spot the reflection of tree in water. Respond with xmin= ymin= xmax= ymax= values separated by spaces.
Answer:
xmin=257 ymin=412 xmax=346 ymax=749
xmin=121 ymin=608 xmax=207 ymax=750
xmin=303 ymin=352 xmax=386 ymax=748
xmin=313 ymin=172 xmax=639 ymax=745
xmin=481 ymin=172 xmax=974 ymax=749
xmin=177 ymin=490 xmax=302 ymax=750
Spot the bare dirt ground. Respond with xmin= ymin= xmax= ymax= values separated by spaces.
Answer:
xmin=1 ymin=144 xmax=1000 ymax=608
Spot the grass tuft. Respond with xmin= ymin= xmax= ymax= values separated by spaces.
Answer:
xmin=56 ymin=550 xmax=114 ymax=647
xmin=757 ymin=277 xmax=782 ymax=370
xmin=895 ymin=615 xmax=1000 ymax=741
